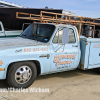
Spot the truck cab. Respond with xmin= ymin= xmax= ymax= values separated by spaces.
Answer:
xmin=49 ymin=24 xmax=80 ymax=73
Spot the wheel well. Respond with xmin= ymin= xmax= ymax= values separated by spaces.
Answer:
xmin=32 ymin=60 xmax=41 ymax=75
xmin=7 ymin=60 xmax=41 ymax=78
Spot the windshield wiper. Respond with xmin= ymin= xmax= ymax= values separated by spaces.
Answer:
xmin=20 ymin=35 xmax=27 ymax=38
xmin=33 ymin=36 xmax=38 ymax=42
xmin=23 ymin=35 xmax=27 ymax=37
xmin=27 ymin=36 xmax=38 ymax=42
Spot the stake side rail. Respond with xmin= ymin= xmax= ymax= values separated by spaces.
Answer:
xmin=16 ymin=11 xmax=100 ymax=38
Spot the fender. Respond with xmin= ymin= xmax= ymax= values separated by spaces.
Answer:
xmin=5 ymin=58 xmax=44 ymax=77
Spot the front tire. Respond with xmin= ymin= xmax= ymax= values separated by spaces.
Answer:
xmin=7 ymin=61 xmax=37 ymax=88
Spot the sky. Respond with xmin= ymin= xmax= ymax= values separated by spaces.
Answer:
xmin=2 ymin=0 xmax=100 ymax=18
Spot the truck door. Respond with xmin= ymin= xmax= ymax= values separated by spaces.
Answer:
xmin=0 ymin=22 xmax=5 ymax=37
xmin=50 ymin=27 xmax=79 ymax=72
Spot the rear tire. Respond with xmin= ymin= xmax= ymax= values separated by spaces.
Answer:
xmin=7 ymin=61 xmax=37 ymax=88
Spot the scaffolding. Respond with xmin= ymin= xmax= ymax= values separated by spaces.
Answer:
xmin=16 ymin=11 xmax=100 ymax=38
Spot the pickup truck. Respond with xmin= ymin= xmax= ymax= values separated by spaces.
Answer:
xmin=0 ymin=22 xmax=100 ymax=88
xmin=0 ymin=21 xmax=23 ymax=38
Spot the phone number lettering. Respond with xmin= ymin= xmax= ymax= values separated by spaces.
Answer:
xmin=24 ymin=48 xmax=48 ymax=52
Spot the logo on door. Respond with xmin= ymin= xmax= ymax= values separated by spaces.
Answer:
xmin=53 ymin=54 xmax=76 ymax=66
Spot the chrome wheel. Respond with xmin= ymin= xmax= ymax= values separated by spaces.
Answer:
xmin=15 ymin=66 xmax=32 ymax=84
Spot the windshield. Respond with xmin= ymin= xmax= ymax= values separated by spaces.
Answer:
xmin=20 ymin=23 xmax=55 ymax=43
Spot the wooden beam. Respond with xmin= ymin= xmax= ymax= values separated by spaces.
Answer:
xmin=79 ymin=23 xmax=82 ymax=37
xmin=16 ymin=12 xmax=18 ymax=18
xmin=41 ymin=11 xmax=100 ymax=21
xmin=93 ymin=25 xmax=95 ymax=38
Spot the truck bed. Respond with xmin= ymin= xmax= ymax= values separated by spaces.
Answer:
xmin=80 ymin=37 xmax=100 ymax=70
xmin=4 ymin=28 xmax=22 ymax=31
xmin=5 ymin=30 xmax=23 ymax=36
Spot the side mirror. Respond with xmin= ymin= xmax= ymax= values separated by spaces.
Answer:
xmin=62 ymin=28 xmax=69 ymax=44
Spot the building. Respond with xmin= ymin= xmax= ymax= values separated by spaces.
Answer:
xmin=0 ymin=0 xmax=24 ymax=8
xmin=62 ymin=10 xmax=76 ymax=16
xmin=0 ymin=1 xmax=76 ymax=30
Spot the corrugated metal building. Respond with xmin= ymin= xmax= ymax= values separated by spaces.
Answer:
xmin=0 ymin=0 xmax=24 ymax=8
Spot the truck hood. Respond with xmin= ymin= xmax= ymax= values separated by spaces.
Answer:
xmin=0 ymin=37 xmax=43 ymax=50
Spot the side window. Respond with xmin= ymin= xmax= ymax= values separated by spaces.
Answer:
xmin=53 ymin=28 xmax=76 ymax=43
xmin=52 ymin=31 xmax=58 ymax=43
xmin=59 ymin=29 xmax=63 ymax=43
xmin=68 ymin=29 xmax=76 ymax=43
xmin=0 ymin=25 xmax=2 ymax=31
xmin=53 ymin=28 xmax=63 ymax=43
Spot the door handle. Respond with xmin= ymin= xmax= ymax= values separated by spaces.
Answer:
xmin=72 ymin=45 xmax=78 ymax=47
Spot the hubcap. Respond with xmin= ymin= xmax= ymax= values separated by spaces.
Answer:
xmin=15 ymin=66 xmax=32 ymax=84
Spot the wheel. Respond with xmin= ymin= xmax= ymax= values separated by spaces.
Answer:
xmin=7 ymin=61 xmax=37 ymax=88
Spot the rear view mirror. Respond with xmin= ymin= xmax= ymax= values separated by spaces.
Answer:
xmin=62 ymin=28 xmax=69 ymax=44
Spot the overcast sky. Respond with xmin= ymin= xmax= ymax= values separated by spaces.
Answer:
xmin=3 ymin=0 xmax=100 ymax=18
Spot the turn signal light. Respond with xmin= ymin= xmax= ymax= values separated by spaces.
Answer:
xmin=0 ymin=68 xmax=5 ymax=71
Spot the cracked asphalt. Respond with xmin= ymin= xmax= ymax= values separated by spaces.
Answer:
xmin=0 ymin=69 xmax=100 ymax=100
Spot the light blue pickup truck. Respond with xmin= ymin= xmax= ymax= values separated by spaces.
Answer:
xmin=0 ymin=23 xmax=99 ymax=88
